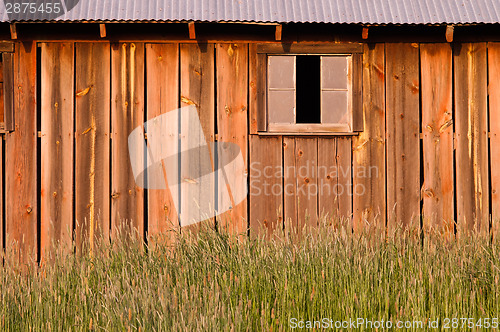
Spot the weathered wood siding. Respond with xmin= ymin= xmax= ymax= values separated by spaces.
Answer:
xmin=2 ymin=40 xmax=500 ymax=262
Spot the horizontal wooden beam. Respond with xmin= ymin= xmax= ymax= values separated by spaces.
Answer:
xmin=0 ymin=42 xmax=14 ymax=53
xmin=257 ymin=43 xmax=364 ymax=54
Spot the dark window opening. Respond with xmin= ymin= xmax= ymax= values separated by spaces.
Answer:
xmin=296 ymin=55 xmax=321 ymax=124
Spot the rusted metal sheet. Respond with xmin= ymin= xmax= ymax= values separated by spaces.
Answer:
xmin=216 ymin=43 xmax=248 ymax=235
xmin=145 ymin=43 xmax=179 ymax=243
xmin=111 ymin=42 xmax=145 ymax=240
xmin=75 ymin=42 xmax=111 ymax=251
xmin=489 ymin=42 xmax=500 ymax=241
xmin=454 ymin=42 xmax=489 ymax=237
xmin=5 ymin=42 xmax=37 ymax=266
xmin=352 ymin=43 xmax=385 ymax=234
xmin=249 ymin=135 xmax=283 ymax=237
xmin=420 ymin=43 xmax=454 ymax=237
xmin=40 ymin=42 xmax=74 ymax=258
xmin=386 ymin=43 xmax=421 ymax=231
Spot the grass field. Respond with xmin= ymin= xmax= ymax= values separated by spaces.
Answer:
xmin=1 ymin=221 xmax=499 ymax=331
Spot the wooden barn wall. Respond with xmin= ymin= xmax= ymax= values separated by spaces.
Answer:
xmin=1 ymin=41 xmax=500 ymax=263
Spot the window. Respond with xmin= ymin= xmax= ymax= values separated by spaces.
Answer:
xmin=257 ymin=43 xmax=363 ymax=134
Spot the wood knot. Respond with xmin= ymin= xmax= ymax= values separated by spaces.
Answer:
xmin=53 ymin=192 xmax=57 ymax=197
xmin=304 ymin=178 xmax=310 ymax=184
xmin=393 ymin=75 xmax=399 ymax=80
xmin=298 ymin=150 xmax=303 ymax=157
xmin=111 ymin=192 xmax=120 ymax=199
xmin=26 ymin=207 xmax=32 ymax=214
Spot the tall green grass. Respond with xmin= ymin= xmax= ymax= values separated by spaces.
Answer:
xmin=1 ymin=221 xmax=499 ymax=331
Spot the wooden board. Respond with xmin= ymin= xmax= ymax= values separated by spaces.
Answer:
xmin=5 ymin=42 xmax=37 ymax=265
xmin=216 ymin=43 xmax=248 ymax=235
xmin=489 ymin=42 xmax=500 ymax=240
xmin=454 ymin=43 xmax=489 ymax=237
xmin=352 ymin=43 xmax=386 ymax=234
xmin=248 ymin=44 xmax=259 ymax=134
xmin=249 ymin=135 xmax=283 ymax=237
xmin=111 ymin=42 xmax=145 ymax=239
xmin=318 ymin=138 xmax=337 ymax=221
xmin=180 ymin=43 xmax=215 ymax=233
xmin=420 ymin=44 xmax=454 ymax=237
xmin=75 ymin=43 xmax=111 ymax=251
xmin=295 ymin=137 xmax=318 ymax=229
xmin=40 ymin=43 xmax=74 ymax=258
xmin=283 ymin=137 xmax=297 ymax=232
xmin=2 ymin=53 xmax=15 ymax=132
xmin=145 ymin=43 xmax=179 ymax=242
xmin=336 ymin=137 xmax=353 ymax=222
xmin=385 ymin=43 xmax=421 ymax=231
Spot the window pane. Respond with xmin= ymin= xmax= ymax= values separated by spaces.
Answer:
xmin=322 ymin=56 xmax=348 ymax=90
xmin=268 ymin=90 xmax=295 ymax=124
xmin=296 ymin=55 xmax=321 ymax=123
xmin=268 ymin=56 xmax=295 ymax=89
xmin=321 ymin=91 xmax=349 ymax=124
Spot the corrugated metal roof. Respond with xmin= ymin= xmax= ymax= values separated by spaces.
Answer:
xmin=1 ymin=0 xmax=499 ymax=24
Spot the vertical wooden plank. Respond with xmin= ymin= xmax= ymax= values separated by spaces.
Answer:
xmin=5 ymin=42 xmax=37 ymax=265
xmin=336 ymin=137 xmax=352 ymax=222
xmin=145 ymin=43 xmax=179 ymax=241
xmin=2 ymin=53 xmax=15 ymax=132
xmin=454 ymin=43 xmax=489 ymax=237
xmin=352 ymin=44 xmax=386 ymax=234
xmin=420 ymin=44 xmax=454 ymax=237
xmin=386 ymin=43 xmax=421 ymax=231
xmin=216 ymin=43 xmax=248 ymax=235
xmin=249 ymin=44 xmax=259 ymax=134
xmin=0 ymin=138 xmax=2 ymax=254
xmin=111 ymin=42 xmax=145 ymax=239
xmin=295 ymin=137 xmax=318 ymax=229
xmin=40 ymin=43 xmax=74 ymax=257
xmin=318 ymin=138 xmax=336 ymax=221
xmin=489 ymin=42 xmax=500 ymax=240
xmin=75 ymin=43 xmax=111 ymax=250
xmin=249 ymin=135 xmax=283 ymax=237
xmin=283 ymin=137 xmax=297 ymax=232
xmin=180 ymin=43 xmax=215 ymax=232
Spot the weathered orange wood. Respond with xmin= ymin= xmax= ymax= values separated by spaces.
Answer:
xmin=40 ymin=43 xmax=74 ymax=258
xmin=420 ymin=44 xmax=454 ymax=237
xmin=318 ymin=138 xmax=337 ymax=222
xmin=5 ymin=42 xmax=37 ymax=265
xmin=336 ymin=137 xmax=353 ymax=223
xmin=283 ymin=137 xmax=297 ymax=232
xmin=216 ymin=43 xmax=248 ymax=235
xmin=249 ymin=44 xmax=259 ymax=134
xmin=180 ymin=43 xmax=215 ymax=233
xmin=385 ymin=43 xmax=421 ymax=232
xmin=295 ymin=137 xmax=318 ymax=229
xmin=0 ymin=137 xmax=2 ymax=254
xmin=111 ymin=42 xmax=145 ymax=239
xmin=145 ymin=43 xmax=179 ymax=241
xmin=455 ymin=43 xmax=489 ymax=237
xmin=489 ymin=42 xmax=500 ymax=241
xmin=249 ymin=135 xmax=283 ymax=237
xmin=75 ymin=43 xmax=111 ymax=251
xmin=352 ymin=44 xmax=386 ymax=235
